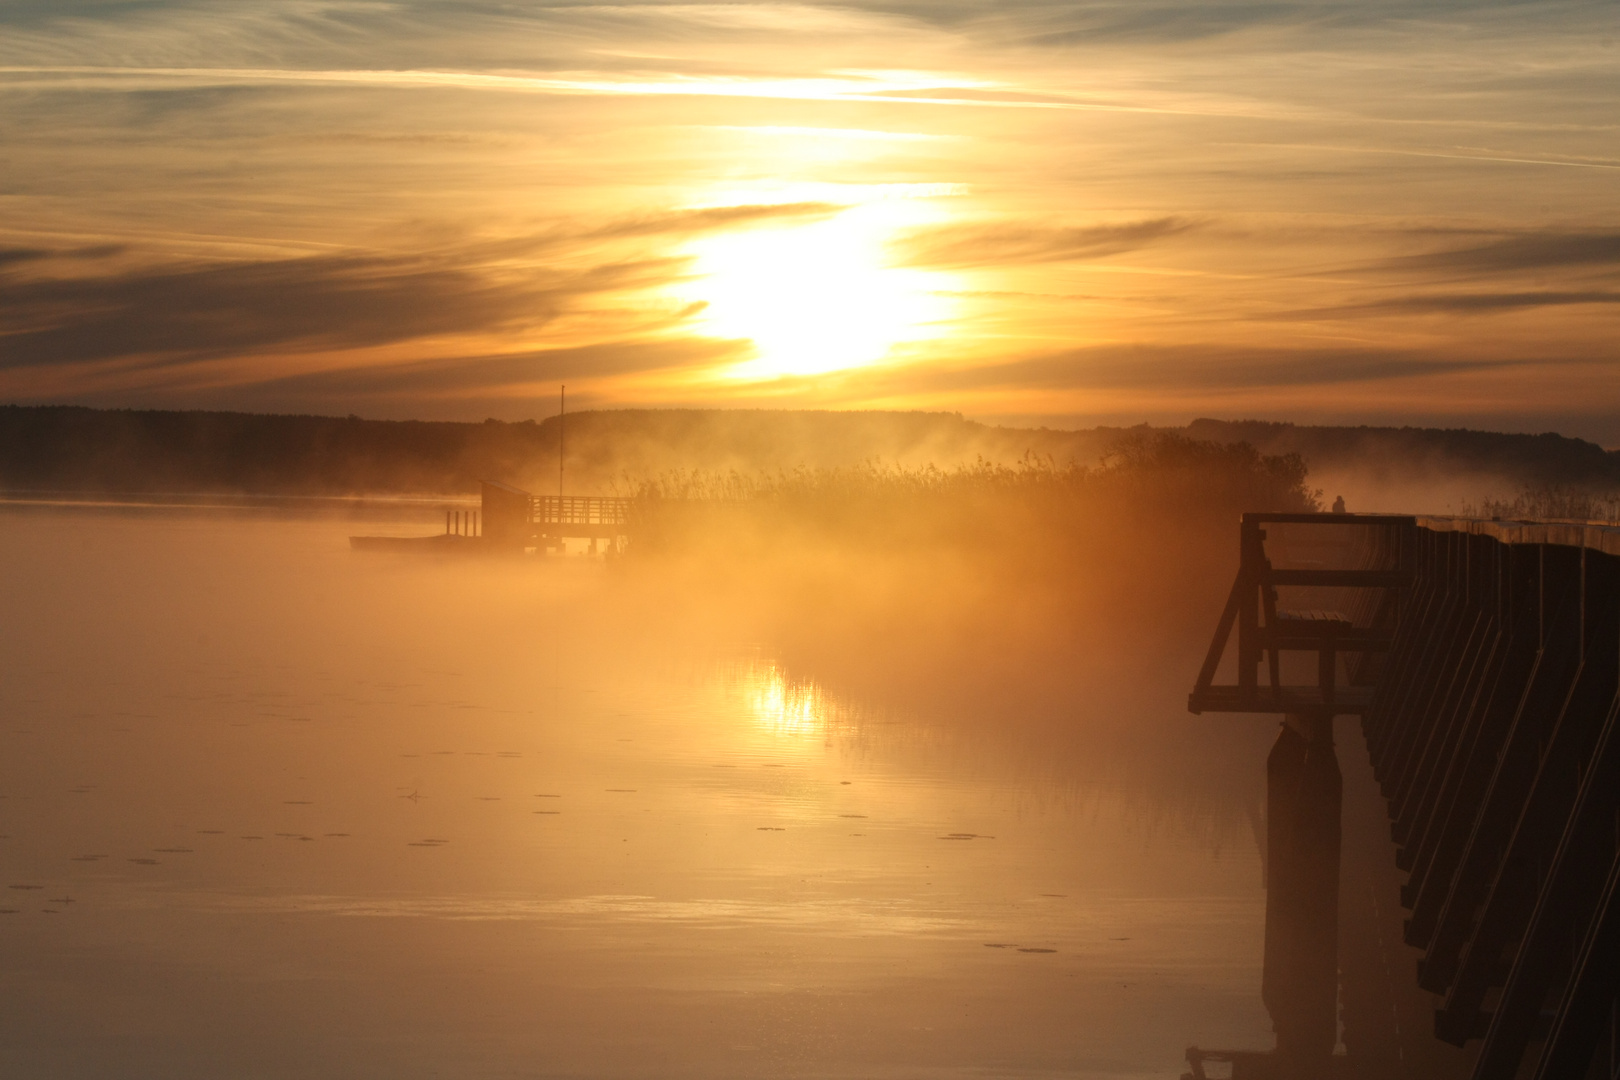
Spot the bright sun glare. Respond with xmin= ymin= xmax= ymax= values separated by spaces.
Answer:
xmin=751 ymin=664 xmax=825 ymax=738
xmin=684 ymin=200 xmax=954 ymax=380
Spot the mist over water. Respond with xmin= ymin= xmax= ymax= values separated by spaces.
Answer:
xmin=0 ymin=501 xmax=1279 ymax=1079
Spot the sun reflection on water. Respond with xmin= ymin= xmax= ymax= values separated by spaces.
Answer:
xmin=749 ymin=664 xmax=828 ymax=739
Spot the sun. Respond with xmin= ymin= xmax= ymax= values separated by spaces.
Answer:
xmin=681 ymin=200 xmax=954 ymax=379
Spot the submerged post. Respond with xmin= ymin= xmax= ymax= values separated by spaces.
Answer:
xmin=1264 ymin=710 xmax=1342 ymax=1076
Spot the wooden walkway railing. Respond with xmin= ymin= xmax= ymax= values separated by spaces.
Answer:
xmin=529 ymin=495 xmax=631 ymax=528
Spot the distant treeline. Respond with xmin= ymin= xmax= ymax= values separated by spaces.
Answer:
xmin=1 ymin=403 xmax=1617 ymax=498
xmin=0 ymin=405 xmax=556 ymax=494
xmin=1185 ymin=418 xmax=1620 ymax=492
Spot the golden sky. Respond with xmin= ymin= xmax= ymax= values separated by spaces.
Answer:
xmin=1 ymin=1 xmax=1617 ymax=440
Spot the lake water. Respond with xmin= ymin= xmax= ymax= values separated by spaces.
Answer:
xmin=0 ymin=505 xmax=1276 ymax=1079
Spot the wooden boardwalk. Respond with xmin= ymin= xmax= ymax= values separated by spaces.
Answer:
xmin=1187 ymin=512 xmax=1620 ymax=1080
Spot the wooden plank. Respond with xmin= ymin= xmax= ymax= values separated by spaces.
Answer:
xmin=1401 ymin=600 xmax=1540 ymax=943
xmin=1393 ymin=620 xmax=1502 ymax=871
xmin=1387 ymin=542 xmax=1479 ymax=821
xmin=1265 ymin=569 xmax=1412 ymax=587
xmin=1434 ymin=550 xmax=1619 ymax=1052
xmin=1531 ymin=845 xmax=1620 ymax=1080
xmin=1390 ymin=611 xmax=1493 ymax=848
xmin=1244 ymin=512 xmax=1418 ymax=526
xmin=1417 ymin=552 xmax=1583 ymax=1000
xmin=1262 ymin=634 xmax=1393 ymax=653
xmin=1188 ymin=685 xmax=1375 ymax=714
xmin=1472 ymin=692 xmax=1620 ymax=1080
xmin=1383 ymin=536 xmax=1469 ymax=795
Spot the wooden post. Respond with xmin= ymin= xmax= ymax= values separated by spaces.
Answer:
xmin=1264 ymin=710 xmax=1342 ymax=1077
xmin=1240 ymin=519 xmax=1261 ymax=697
xmin=1319 ymin=644 xmax=1337 ymax=706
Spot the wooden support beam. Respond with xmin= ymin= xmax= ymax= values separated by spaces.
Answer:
xmin=1391 ymin=613 xmax=1496 ymax=852
xmin=1191 ymin=572 xmax=1245 ymax=707
xmin=1419 ymin=549 xmax=1582 ymax=1002
xmin=1402 ymin=549 xmax=1544 ymax=947
xmin=1239 ymin=522 xmax=1261 ymax=699
xmin=1243 ymin=512 xmax=1418 ymax=526
xmin=1472 ymin=691 xmax=1620 ymax=1080
xmin=1189 ymin=685 xmax=1376 ymax=714
xmin=1265 ymin=569 xmax=1413 ymax=588
xmin=1531 ymin=843 xmax=1620 ymax=1080
xmin=1435 ymin=550 xmax=1620 ymax=1058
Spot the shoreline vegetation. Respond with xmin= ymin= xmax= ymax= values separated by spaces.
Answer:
xmin=621 ymin=432 xmax=1315 ymax=602
xmin=3 ymin=403 xmax=1619 ymax=500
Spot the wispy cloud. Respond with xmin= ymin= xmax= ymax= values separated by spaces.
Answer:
xmin=586 ymin=202 xmax=843 ymax=241
xmin=896 ymin=217 xmax=1195 ymax=268
xmin=872 ymin=344 xmax=1510 ymax=394
xmin=0 ymin=248 xmax=676 ymax=371
xmin=0 ymin=244 xmax=125 ymax=267
xmin=0 ymin=64 xmax=1231 ymax=116
xmin=1379 ymin=231 xmax=1620 ymax=275
xmin=249 ymin=338 xmax=750 ymax=401
xmin=1 ymin=0 xmax=1617 ymax=429
xmin=1278 ymin=291 xmax=1620 ymax=320
xmin=0 ymin=199 xmax=851 ymax=376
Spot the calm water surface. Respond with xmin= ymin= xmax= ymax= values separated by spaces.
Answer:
xmin=0 ymin=507 xmax=1271 ymax=1079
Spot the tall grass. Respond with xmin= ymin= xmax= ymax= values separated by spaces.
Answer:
xmin=624 ymin=432 xmax=1316 ymax=559
xmin=1465 ymin=486 xmax=1620 ymax=523
xmin=612 ymin=432 xmax=1316 ymax=696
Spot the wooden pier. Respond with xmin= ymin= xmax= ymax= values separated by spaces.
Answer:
xmin=478 ymin=481 xmax=634 ymax=549
xmin=349 ymin=481 xmax=634 ymax=553
xmin=1188 ymin=512 xmax=1620 ymax=1080
xmin=478 ymin=482 xmax=635 ymax=551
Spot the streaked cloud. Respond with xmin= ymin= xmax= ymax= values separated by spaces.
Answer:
xmin=0 ymin=0 xmax=1615 ymax=436
xmin=1378 ymin=231 xmax=1620 ymax=275
xmin=897 ymin=217 xmax=1196 ymax=268
xmin=1278 ymin=291 xmax=1620 ymax=320
xmin=250 ymin=338 xmax=750 ymax=401
xmin=0 ymin=246 xmax=697 ymax=380
xmin=846 ymin=345 xmax=1509 ymax=396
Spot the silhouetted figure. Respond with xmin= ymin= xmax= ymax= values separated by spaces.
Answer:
xmin=1331 ymin=495 xmax=1346 ymax=514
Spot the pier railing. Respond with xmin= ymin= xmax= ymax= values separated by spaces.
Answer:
xmin=530 ymin=495 xmax=632 ymax=527
xmin=1189 ymin=512 xmax=1415 ymax=716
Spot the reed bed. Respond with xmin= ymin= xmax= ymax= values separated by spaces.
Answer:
xmin=622 ymin=432 xmax=1317 ymax=561
xmin=1466 ymin=486 xmax=1620 ymax=524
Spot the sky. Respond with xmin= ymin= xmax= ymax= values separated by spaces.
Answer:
xmin=1 ymin=0 xmax=1618 ymax=441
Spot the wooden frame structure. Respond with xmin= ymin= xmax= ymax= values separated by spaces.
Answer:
xmin=529 ymin=495 xmax=632 ymax=543
xmin=1188 ymin=512 xmax=1415 ymax=716
xmin=1187 ymin=512 xmax=1620 ymax=1080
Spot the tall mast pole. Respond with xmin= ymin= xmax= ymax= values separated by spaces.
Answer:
xmin=558 ymin=384 xmax=565 ymax=499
